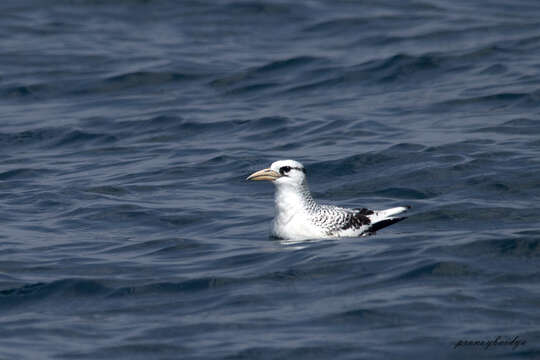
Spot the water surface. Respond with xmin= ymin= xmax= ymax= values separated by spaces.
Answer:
xmin=1 ymin=0 xmax=540 ymax=359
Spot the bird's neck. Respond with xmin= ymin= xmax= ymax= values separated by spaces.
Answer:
xmin=274 ymin=182 xmax=316 ymax=217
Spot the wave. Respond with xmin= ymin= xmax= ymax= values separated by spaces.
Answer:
xmin=0 ymin=127 xmax=117 ymax=150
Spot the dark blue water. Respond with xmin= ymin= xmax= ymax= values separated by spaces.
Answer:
xmin=2 ymin=1 xmax=540 ymax=359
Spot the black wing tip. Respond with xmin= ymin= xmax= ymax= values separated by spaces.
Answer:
xmin=353 ymin=208 xmax=375 ymax=215
xmin=369 ymin=216 xmax=407 ymax=233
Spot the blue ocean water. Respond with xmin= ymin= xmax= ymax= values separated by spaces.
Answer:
xmin=1 ymin=0 xmax=540 ymax=359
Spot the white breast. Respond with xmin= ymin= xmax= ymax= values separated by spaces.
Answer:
xmin=271 ymin=182 xmax=327 ymax=240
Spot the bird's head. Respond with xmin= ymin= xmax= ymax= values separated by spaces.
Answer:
xmin=246 ymin=159 xmax=307 ymax=187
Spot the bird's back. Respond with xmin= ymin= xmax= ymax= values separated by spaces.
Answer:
xmin=300 ymin=204 xmax=408 ymax=238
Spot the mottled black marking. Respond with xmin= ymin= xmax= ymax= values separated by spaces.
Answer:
xmin=340 ymin=211 xmax=371 ymax=231
xmin=353 ymin=208 xmax=374 ymax=215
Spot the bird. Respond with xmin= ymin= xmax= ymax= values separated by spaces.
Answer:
xmin=246 ymin=159 xmax=409 ymax=240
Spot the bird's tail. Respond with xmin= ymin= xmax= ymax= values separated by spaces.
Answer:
xmin=367 ymin=206 xmax=410 ymax=234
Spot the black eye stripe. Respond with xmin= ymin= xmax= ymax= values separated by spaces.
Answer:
xmin=279 ymin=166 xmax=305 ymax=175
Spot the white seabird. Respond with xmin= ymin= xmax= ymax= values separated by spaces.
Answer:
xmin=247 ymin=159 xmax=409 ymax=240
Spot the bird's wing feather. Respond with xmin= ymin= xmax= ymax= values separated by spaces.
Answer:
xmin=365 ymin=206 xmax=410 ymax=234
xmin=308 ymin=205 xmax=409 ymax=237
xmin=339 ymin=208 xmax=373 ymax=231
xmin=366 ymin=217 xmax=406 ymax=233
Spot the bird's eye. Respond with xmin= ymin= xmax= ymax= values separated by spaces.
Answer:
xmin=279 ymin=166 xmax=292 ymax=175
